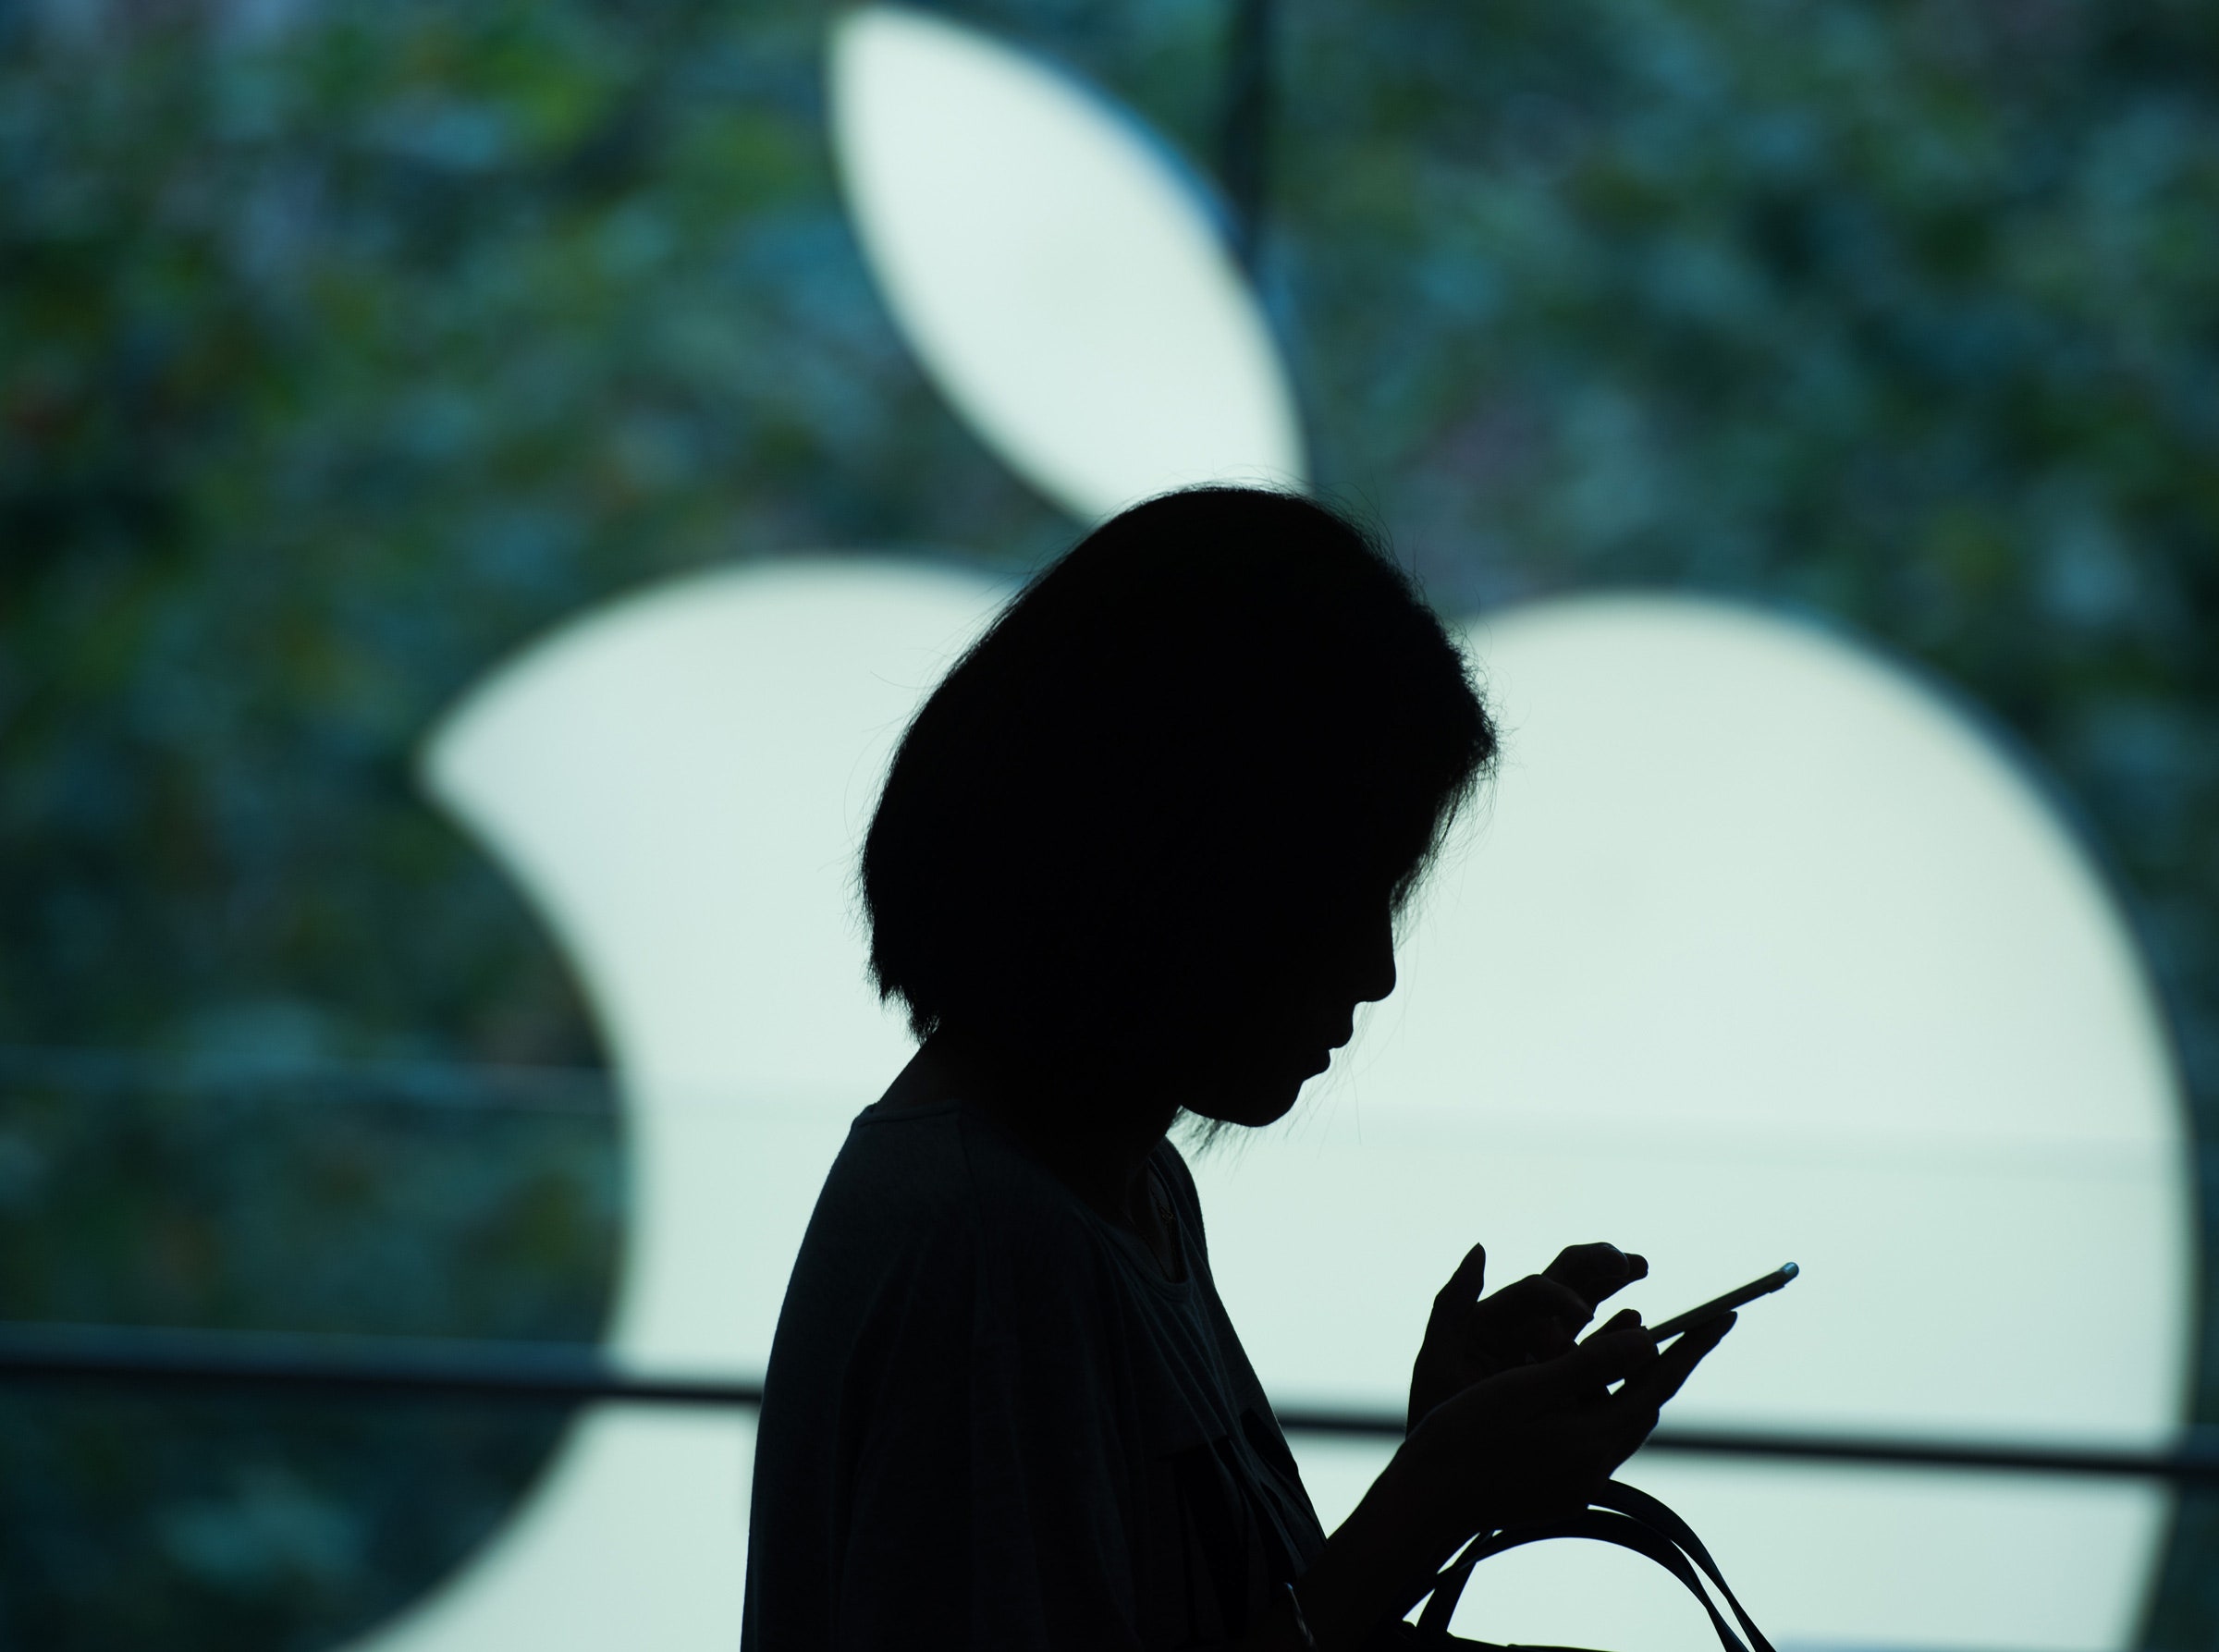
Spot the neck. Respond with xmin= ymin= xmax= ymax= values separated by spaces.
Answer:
xmin=890 ymin=1028 xmax=1178 ymax=1228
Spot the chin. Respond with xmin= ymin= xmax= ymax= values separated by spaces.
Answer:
xmin=1194 ymin=1071 xmax=1309 ymax=1132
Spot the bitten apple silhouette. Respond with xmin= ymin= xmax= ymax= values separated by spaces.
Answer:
xmin=342 ymin=10 xmax=2190 ymax=1652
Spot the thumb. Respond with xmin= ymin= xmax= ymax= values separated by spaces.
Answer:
xmin=1435 ymin=1242 xmax=1489 ymax=1309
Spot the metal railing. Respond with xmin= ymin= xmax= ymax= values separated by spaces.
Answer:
xmin=6 ymin=1324 xmax=2214 ymax=1485
xmin=8 ymin=1046 xmax=2212 ymax=1489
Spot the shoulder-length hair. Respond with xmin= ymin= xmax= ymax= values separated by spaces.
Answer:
xmin=862 ymin=487 xmax=1495 ymax=1068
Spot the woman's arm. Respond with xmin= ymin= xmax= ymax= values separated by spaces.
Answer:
xmin=1244 ymin=1311 xmax=1735 ymax=1652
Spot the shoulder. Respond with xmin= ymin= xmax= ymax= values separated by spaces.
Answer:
xmin=821 ymin=1101 xmax=975 ymax=1218
xmin=775 ymin=1102 xmax=1123 ymax=1405
xmin=802 ymin=1102 xmax=1107 ymax=1284
xmin=777 ymin=1106 xmax=981 ymax=1334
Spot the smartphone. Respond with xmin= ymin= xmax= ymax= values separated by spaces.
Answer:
xmin=1648 ymin=1262 xmax=1798 ymax=1343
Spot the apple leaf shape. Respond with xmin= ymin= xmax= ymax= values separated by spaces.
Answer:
xmin=829 ymin=5 xmax=1306 ymax=521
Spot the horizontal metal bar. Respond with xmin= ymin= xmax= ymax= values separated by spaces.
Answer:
xmin=3 ymin=1046 xmax=2211 ymax=1174
xmin=1270 ymin=1407 xmax=2219 ymax=1483
xmin=4 ymin=1330 xmax=2215 ymax=1484
xmin=1633 ymin=1426 xmax=2219 ymax=1482
xmin=0 ymin=1043 xmax=619 ymax=1112
xmin=0 ymin=1339 xmax=761 ymax=1408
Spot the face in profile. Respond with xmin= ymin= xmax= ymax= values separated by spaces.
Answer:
xmin=1183 ymin=876 xmax=1401 ymax=1130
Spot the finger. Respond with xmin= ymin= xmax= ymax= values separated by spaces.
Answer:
xmin=1434 ymin=1242 xmax=1490 ymax=1310
xmin=1600 ymin=1317 xmax=1733 ymax=1464
xmin=1469 ymin=1276 xmax=1594 ymax=1362
xmin=1623 ymin=1311 xmax=1735 ymax=1411
xmin=1545 ymin=1321 xmax=1661 ymax=1392
xmin=1544 ymin=1242 xmax=1649 ymax=1309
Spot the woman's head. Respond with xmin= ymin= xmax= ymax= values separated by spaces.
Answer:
xmin=862 ymin=487 xmax=1495 ymax=1125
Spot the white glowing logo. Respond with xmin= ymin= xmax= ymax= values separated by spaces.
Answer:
xmin=345 ymin=8 xmax=2190 ymax=1651
xmin=831 ymin=7 xmax=1305 ymax=519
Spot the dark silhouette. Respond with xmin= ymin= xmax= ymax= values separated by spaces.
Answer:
xmin=743 ymin=488 xmax=1731 ymax=1651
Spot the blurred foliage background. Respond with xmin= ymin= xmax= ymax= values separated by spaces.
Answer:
xmin=2 ymin=0 xmax=2214 ymax=1645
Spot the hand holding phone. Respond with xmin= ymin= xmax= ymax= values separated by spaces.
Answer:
xmin=1649 ymin=1262 xmax=1798 ymax=1344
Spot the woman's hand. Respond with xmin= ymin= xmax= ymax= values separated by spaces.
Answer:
xmin=1407 ymin=1307 xmax=1731 ymax=1534
xmin=1281 ymin=1310 xmax=1734 ymax=1652
xmin=1408 ymin=1242 xmax=1649 ymax=1432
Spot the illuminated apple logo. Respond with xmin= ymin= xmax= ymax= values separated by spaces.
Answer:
xmin=337 ymin=9 xmax=2190 ymax=1652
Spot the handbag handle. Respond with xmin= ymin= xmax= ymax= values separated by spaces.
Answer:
xmin=1408 ymin=1481 xmax=1775 ymax=1652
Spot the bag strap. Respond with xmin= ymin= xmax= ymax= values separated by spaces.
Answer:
xmin=1408 ymin=1482 xmax=1773 ymax=1652
xmin=1589 ymin=1482 xmax=1773 ymax=1652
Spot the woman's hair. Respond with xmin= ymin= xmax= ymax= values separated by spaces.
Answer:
xmin=861 ymin=487 xmax=1495 ymax=1065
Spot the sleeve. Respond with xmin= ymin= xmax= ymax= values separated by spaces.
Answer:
xmin=829 ymin=1187 xmax=1146 ymax=1652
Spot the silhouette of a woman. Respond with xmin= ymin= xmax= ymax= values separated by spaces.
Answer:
xmin=742 ymin=489 xmax=1731 ymax=1649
